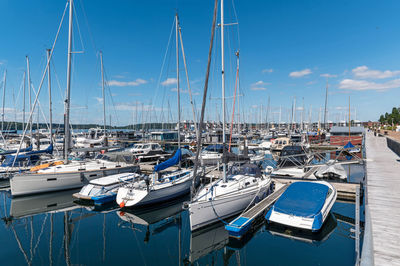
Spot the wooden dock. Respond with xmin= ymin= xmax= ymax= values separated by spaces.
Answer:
xmin=364 ymin=131 xmax=400 ymax=265
xmin=225 ymin=183 xmax=289 ymax=238
xmin=271 ymin=177 xmax=360 ymax=202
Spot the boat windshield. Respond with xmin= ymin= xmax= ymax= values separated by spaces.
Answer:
xmin=228 ymin=164 xmax=261 ymax=177
xmin=204 ymin=144 xmax=225 ymax=153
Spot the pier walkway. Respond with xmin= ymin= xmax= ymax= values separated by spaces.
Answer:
xmin=365 ymin=131 xmax=400 ymax=265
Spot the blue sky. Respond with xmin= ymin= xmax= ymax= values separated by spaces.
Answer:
xmin=1 ymin=0 xmax=400 ymax=126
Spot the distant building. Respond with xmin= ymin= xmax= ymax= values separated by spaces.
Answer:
xmin=330 ymin=126 xmax=364 ymax=146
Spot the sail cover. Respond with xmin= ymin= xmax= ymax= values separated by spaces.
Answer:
xmin=154 ymin=148 xmax=182 ymax=172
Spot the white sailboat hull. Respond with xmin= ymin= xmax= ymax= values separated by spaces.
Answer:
xmin=10 ymin=166 xmax=139 ymax=197
xmin=117 ymin=176 xmax=192 ymax=207
xmin=189 ymin=179 xmax=271 ymax=231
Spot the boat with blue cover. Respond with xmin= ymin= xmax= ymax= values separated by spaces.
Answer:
xmin=73 ymin=172 xmax=140 ymax=206
xmin=265 ymin=181 xmax=337 ymax=232
xmin=116 ymin=149 xmax=200 ymax=207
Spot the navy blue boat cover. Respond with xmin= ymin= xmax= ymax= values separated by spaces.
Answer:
xmin=273 ymin=182 xmax=329 ymax=218
xmin=154 ymin=148 xmax=181 ymax=172
xmin=1 ymin=144 xmax=53 ymax=167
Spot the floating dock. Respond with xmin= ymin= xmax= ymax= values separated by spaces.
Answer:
xmin=363 ymin=132 xmax=400 ymax=265
xmin=271 ymin=177 xmax=360 ymax=202
xmin=225 ymin=183 xmax=289 ymax=238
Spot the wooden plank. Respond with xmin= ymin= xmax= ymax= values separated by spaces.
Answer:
xmin=365 ymin=131 xmax=400 ymax=265
xmin=242 ymin=183 xmax=289 ymax=219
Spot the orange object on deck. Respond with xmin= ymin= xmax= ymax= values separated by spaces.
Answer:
xmin=30 ymin=160 xmax=64 ymax=172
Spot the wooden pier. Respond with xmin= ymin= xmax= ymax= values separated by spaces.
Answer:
xmin=271 ymin=177 xmax=360 ymax=202
xmin=364 ymin=131 xmax=400 ymax=265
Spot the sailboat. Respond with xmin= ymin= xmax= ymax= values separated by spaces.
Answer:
xmin=188 ymin=0 xmax=272 ymax=231
xmin=116 ymin=14 xmax=200 ymax=208
xmin=9 ymin=0 xmax=139 ymax=197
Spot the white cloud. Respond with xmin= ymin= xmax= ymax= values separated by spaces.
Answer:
xmin=306 ymin=81 xmax=316 ymax=85
xmin=115 ymin=103 xmax=164 ymax=112
xmin=252 ymin=80 xmax=269 ymax=86
xmin=338 ymin=78 xmax=400 ymax=91
xmin=107 ymin=78 xmax=147 ymax=87
xmin=161 ymin=78 xmax=177 ymax=86
xmin=250 ymin=87 xmax=267 ymax=91
xmin=171 ymin=87 xmax=189 ymax=93
xmin=352 ymin=66 xmax=400 ymax=79
xmin=320 ymin=73 xmax=337 ymax=78
xmin=94 ymin=97 xmax=103 ymax=103
xmin=262 ymin=69 xmax=273 ymax=74
xmin=289 ymin=68 xmax=312 ymax=78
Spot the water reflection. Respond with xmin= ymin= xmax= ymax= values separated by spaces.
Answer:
xmin=0 ymin=153 xmax=363 ymax=266
xmin=265 ymin=213 xmax=337 ymax=245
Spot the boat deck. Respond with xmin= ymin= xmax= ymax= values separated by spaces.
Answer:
xmin=365 ymin=131 xmax=400 ymax=265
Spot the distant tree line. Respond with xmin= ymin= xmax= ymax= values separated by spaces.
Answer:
xmin=379 ymin=107 xmax=400 ymax=125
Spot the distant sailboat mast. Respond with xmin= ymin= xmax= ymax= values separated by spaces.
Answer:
xmin=47 ymin=49 xmax=53 ymax=145
xmin=100 ymin=51 xmax=107 ymax=146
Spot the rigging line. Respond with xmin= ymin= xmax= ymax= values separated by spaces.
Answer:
xmin=30 ymin=84 xmax=51 ymax=132
xmin=151 ymin=17 xmax=176 ymax=118
xmin=79 ymin=0 xmax=97 ymax=54
xmin=230 ymin=0 xmax=240 ymax=49
xmin=72 ymin=0 xmax=85 ymax=54
xmin=11 ymin=0 xmax=68 ymax=167
xmin=50 ymin=58 xmax=67 ymax=103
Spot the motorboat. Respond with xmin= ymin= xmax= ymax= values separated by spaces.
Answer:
xmin=266 ymin=212 xmax=337 ymax=245
xmin=188 ymin=163 xmax=272 ymax=231
xmin=265 ymin=181 xmax=337 ymax=232
xmin=73 ymin=172 xmax=140 ymax=205
xmin=127 ymin=142 xmax=168 ymax=162
xmin=314 ymin=160 xmax=348 ymax=180
xmin=270 ymin=137 xmax=291 ymax=152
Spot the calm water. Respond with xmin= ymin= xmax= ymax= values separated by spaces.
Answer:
xmin=0 ymin=162 xmax=364 ymax=265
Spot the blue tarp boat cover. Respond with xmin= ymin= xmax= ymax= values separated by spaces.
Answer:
xmin=0 ymin=145 xmax=33 ymax=156
xmin=273 ymin=182 xmax=329 ymax=218
xmin=344 ymin=141 xmax=354 ymax=160
xmin=1 ymin=144 xmax=53 ymax=167
xmin=154 ymin=148 xmax=181 ymax=172
xmin=344 ymin=141 xmax=354 ymax=149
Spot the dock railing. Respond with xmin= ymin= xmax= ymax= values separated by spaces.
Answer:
xmin=386 ymin=137 xmax=400 ymax=157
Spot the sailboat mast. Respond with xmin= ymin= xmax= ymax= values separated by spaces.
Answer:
xmin=178 ymin=22 xmax=199 ymax=142
xmin=323 ymin=78 xmax=328 ymax=130
xmin=100 ymin=51 xmax=107 ymax=145
xmin=64 ymin=0 xmax=73 ymax=162
xmin=266 ymin=95 xmax=270 ymax=131
xmin=175 ymin=14 xmax=181 ymax=161
xmin=47 ymin=49 xmax=53 ymax=144
xmin=26 ymin=56 xmax=33 ymax=141
xmin=2 ymin=70 xmax=6 ymax=132
xmin=221 ymin=0 xmax=227 ymax=182
xmin=23 ymin=71 xmax=26 ymax=132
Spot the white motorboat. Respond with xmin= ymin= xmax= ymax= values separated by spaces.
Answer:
xmin=314 ymin=160 xmax=348 ymax=180
xmin=265 ymin=181 xmax=337 ymax=232
xmin=127 ymin=142 xmax=168 ymax=162
xmin=10 ymin=154 xmax=140 ymax=196
xmin=73 ymin=172 xmax=140 ymax=205
xmin=191 ymin=144 xmax=225 ymax=166
xmin=188 ymin=164 xmax=272 ymax=231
